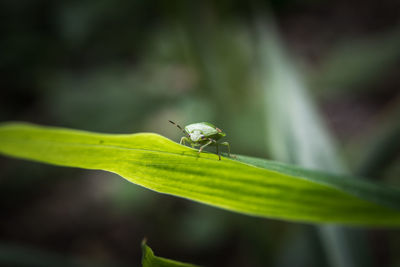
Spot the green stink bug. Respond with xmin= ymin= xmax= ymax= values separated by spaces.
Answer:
xmin=169 ymin=120 xmax=231 ymax=160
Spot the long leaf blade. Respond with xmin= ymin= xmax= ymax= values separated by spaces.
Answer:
xmin=0 ymin=122 xmax=399 ymax=226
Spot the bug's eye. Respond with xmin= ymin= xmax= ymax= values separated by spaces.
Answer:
xmin=201 ymin=135 xmax=205 ymax=139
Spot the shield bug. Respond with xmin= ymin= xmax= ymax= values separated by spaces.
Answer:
xmin=169 ymin=120 xmax=231 ymax=160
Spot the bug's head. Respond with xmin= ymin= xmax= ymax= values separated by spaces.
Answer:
xmin=190 ymin=132 xmax=204 ymax=142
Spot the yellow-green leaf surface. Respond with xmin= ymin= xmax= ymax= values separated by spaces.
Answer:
xmin=1 ymin=122 xmax=400 ymax=226
xmin=142 ymin=241 xmax=199 ymax=267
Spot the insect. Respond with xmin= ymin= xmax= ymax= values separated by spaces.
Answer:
xmin=169 ymin=120 xmax=231 ymax=160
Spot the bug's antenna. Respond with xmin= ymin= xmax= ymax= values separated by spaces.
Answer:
xmin=169 ymin=120 xmax=190 ymax=137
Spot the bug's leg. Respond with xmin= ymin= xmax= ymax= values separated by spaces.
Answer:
xmin=220 ymin=142 xmax=231 ymax=157
xmin=198 ymin=140 xmax=213 ymax=156
xmin=215 ymin=143 xmax=221 ymax=160
xmin=178 ymin=137 xmax=191 ymax=156
xmin=180 ymin=136 xmax=188 ymax=145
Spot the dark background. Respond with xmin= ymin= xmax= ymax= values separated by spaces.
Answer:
xmin=1 ymin=0 xmax=400 ymax=266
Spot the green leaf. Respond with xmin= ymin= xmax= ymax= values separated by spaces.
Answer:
xmin=0 ymin=122 xmax=400 ymax=226
xmin=254 ymin=17 xmax=375 ymax=267
xmin=141 ymin=240 xmax=200 ymax=267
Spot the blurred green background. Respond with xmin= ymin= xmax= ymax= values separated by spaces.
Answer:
xmin=1 ymin=0 xmax=400 ymax=266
